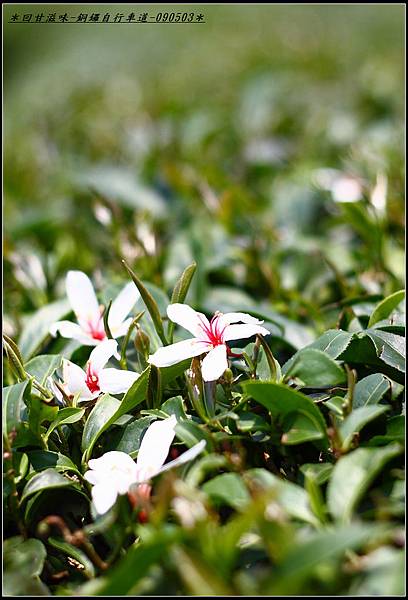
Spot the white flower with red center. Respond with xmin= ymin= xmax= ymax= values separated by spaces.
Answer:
xmin=148 ymin=303 xmax=269 ymax=381
xmin=48 ymin=339 xmax=139 ymax=404
xmin=84 ymin=415 xmax=206 ymax=514
xmin=50 ymin=270 xmax=140 ymax=346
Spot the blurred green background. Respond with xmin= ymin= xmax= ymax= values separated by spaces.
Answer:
xmin=4 ymin=4 xmax=405 ymax=335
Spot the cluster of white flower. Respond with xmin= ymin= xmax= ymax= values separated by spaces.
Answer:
xmin=48 ymin=270 xmax=269 ymax=515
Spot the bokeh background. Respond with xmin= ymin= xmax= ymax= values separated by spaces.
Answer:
xmin=4 ymin=3 xmax=405 ymax=338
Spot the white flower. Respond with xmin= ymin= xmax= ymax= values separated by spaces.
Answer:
xmin=48 ymin=339 xmax=139 ymax=403
xmin=50 ymin=270 xmax=140 ymax=346
xmin=148 ymin=303 xmax=269 ymax=382
xmin=84 ymin=415 xmax=206 ymax=514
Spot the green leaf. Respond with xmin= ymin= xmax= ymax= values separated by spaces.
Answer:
xmin=18 ymin=298 xmax=70 ymax=360
xmin=245 ymin=468 xmax=318 ymax=525
xmin=324 ymin=395 xmax=345 ymax=416
xmin=48 ymin=537 xmax=95 ymax=579
xmin=21 ymin=468 xmax=76 ymax=503
xmin=120 ymin=366 xmax=150 ymax=415
xmin=368 ymin=416 xmax=405 ymax=446
xmin=82 ymin=366 xmax=150 ymax=460
xmin=339 ymin=405 xmax=389 ymax=451
xmin=160 ymin=358 xmax=192 ymax=387
xmin=44 ymin=407 xmax=85 ymax=441
xmin=282 ymin=412 xmax=326 ymax=445
xmin=171 ymin=545 xmax=233 ymax=596
xmin=352 ymin=547 xmax=405 ymax=596
xmin=185 ymin=453 xmax=230 ymax=487
xmin=307 ymin=329 xmax=355 ymax=358
xmin=242 ymin=381 xmax=328 ymax=447
xmin=283 ymin=348 xmax=346 ymax=386
xmin=202 ymin=472 xmax=250 ymax=511
xmin=27 ymin=450 xmax=81 ymax=475
xmin=368 ymin=290 xmax=405 ymax=328
xmin=24 ymin=354 xmax=63 ymax=386
xmin=236 ymin=412 xmax=270 ymax=432
xmin=2 ymin=380 xmax=30 ymax=436
xmin=366 ymin=330 xmax=405 ymax=373
xmin=142 ymin=395 xmax=187 ymax=421
xmin=300 ymin=463 xmax=333 ymax=485
xmin=3 ymin=537 xmax=49 ymax=596
xmin=168 ymin=262 xmax=197 ymax=341
xmin=353 ymin=373 xmax=390 ymax=408
xmin=26 ymin=396 xmax=58 ymax=438
xmin=105 ymin=416 xmax=155 ymax=457
xmin=122 ymin=260 xmax=168 ymax=345
xmin=78 ymin=527 xmax=181 ymax=596
xmin=268 ymin=523 xmax=389 ymax=594
xmin=327 ymin=443 xmax=403 ymax=522
xmin=81 ymin=394 xmax=121 ymax=457
xmin=175 ymin=420 xmax=214 ymax=451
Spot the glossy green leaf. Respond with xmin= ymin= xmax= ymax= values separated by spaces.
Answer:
xmin=353 ymin=373 xmax=390 ymax=408
xmin=3 ymin=537 xmax=49 ymax=596
xmin=168 ymin=262 xmax=197 ymax=341
xmin=202 ymin=472 xmax=250 ymax=511
xmin=123 ymin=260 xmax=167 ymax=345
xmin=339 ymin=405 xmax=389 ymax=451
xmin=368 ymin=290 xmax=405 ymax=328
xmin=242 ymin=381 xmax=328 ymax=446
xmin=24 ymin=354 xmax=63 ymax=386
xmin=81 ymin=394 xmax=121 ymax=457
xmin=2 ymin=380 xmax=30 ymax=436
xmin=308 ymin=329 xmax=355 ymax=358
xmin=327 ymin=443 xmax=403 ymax=522
xmin=245 ymin=468 xmax=318 ymax=526
xmin=283 ymin=348 xmax=346 ymax=386
xmin=18 ymin=299 xmax=70 ymax=360
xmin=48 ymin=537 xmax=95 ymax=579
xmin=44 ymin=407 xmax=85 ymax=440
xmin=105 ymin=415 xmax=155 ymax=457
xmin=27 ymin=450 xmax=80 ymax=475
xmin=366 ymin=330 xmax=405 ymax=373
xmin=21 ymin=468 xmax=76 ymax=503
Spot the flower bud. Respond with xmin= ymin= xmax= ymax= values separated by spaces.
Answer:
xmin=134 ymin=328 xmax=150 ymax=358
xmin=224 ymin=368 xmax=234 ymax=384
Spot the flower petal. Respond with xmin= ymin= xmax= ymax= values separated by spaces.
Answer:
xmin=98 ymin=368 xmax=140 ymax=395
xmin=110 ymin=317 xmax=133 ymax=339
xmin=158 ymin=440 xmax=206 ymax=475
xmin=148 ymin=338 xmax=209 ymax=368
xmin=223 ymin=323 xmax=269 ymax=342
xmin=66 ymin=271 xmax=100 ymax=323
xmin=108 ymin=282 xmax=140 ymax=330
xmin=49 ymin=320 xmax=96 ymax=346
xmin=218 ymin=312 xmax=264 ymax=327
xmin=62 ymin=359 xmax=93 ymax=399
xmin=91 ymin=483 xmax=119 ymax=515
xmin=136 ymin=415 xmax=177 ymax=478
xmin=167 ymin=303 xmax=210 ymax=338
xmin=89 ymin=339 xmax=118 ymax=373
xmin=201 ymin=344 xmax=228 ymax=381
xmin=47 ymin=376 xmax=64 ymax=405
xmin=88 ymin=450 xmax=137 ymax=474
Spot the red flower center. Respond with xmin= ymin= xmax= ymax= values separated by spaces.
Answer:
xmin=197 ymin=314 xmax=227 ymax=347
xmin=85 ymin=363 xmax=100 ymax=393
xmin=87 ymin=317 xmax=106 ymax=341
